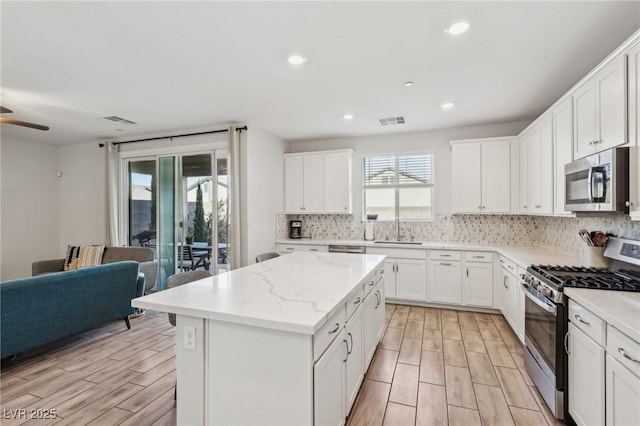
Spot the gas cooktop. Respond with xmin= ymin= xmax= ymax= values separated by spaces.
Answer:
xmin=528 ymin=264 xmax=640 ymax=292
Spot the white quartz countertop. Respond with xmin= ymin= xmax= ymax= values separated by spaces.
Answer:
xmin=565 ymin=288 xmax=640 ymax=343
xmin=132 ymin=252 xmax=386 ymax=335
xmin=276 ymin=239 xmax=583 ymax=269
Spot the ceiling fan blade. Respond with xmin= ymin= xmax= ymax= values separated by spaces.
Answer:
xmin=0 ymin=117 xmax=49 ymax=131
xmin=1 ymin=106 xmax=14 ymax=114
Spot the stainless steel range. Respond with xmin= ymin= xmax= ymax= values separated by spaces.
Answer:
xmin=521 ymin=237 xmax=640 ymax=421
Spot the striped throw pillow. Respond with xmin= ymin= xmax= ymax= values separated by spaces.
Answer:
xmin=63 ymin=245 xmax=82 ymax=271
xmin=77 ymin=245 xmax=106 ymax=268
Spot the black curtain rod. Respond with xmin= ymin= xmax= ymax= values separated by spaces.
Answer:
xmin=111 ymin=125 xmax=248 ymax=146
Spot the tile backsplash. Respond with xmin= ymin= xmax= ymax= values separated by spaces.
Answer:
xmin=277 ymin=213 xmax=640 ymax=261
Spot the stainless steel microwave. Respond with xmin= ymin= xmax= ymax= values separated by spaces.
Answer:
xmin=564 ymin=147 xmax=629 ymax=213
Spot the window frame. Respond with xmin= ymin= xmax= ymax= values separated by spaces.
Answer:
xmin=361 ymin=151 xmax=435 ymax=222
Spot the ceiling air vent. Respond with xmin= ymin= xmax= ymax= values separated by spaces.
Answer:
xmin=98 ymin=116 xmax=137 ymax=126
xmin=378 ymin=116 xmax=405 ymax=126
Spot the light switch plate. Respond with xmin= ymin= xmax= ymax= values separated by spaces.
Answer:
xmin=184 ymin=325 xmax=196 ymax=350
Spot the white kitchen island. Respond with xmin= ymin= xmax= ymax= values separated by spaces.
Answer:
xmin=132 ymin=251 xmax=386 ymax=425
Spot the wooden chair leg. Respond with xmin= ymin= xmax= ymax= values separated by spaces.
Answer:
xmin=124 ymin=316 xmax=131 ymax=329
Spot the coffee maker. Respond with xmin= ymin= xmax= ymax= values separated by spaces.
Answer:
xmin=289 ymin=220 xmax=302 ymax=239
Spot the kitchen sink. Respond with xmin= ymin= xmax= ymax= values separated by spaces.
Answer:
xmin=374 ymin=241 xmax=422 ymax=245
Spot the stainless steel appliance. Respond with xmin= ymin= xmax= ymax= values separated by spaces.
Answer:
xmin=328 ymin=245 xmax=366 ymax=254
xmin=564 ymin=147 xmax=629 ymax=213
xmin=521 ymin=237 xmax=640 ymax=421
xmin=289 ymin=220 xmax=302 ymax=239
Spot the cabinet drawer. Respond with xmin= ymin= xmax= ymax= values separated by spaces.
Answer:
xmin=569 ymin=300 xmax=605 ymax=345
xmin=314 ymin=307 xmax=346 ymax=361
xmin=429 ymin=250 xmax=461 ymax=261
xmin=498 ymin=255 xmax=517 ymax=275
xmin=607 ymin=325 xmax=640 ymax=377
xmin=363 ymin=272 xmax=377 ymax=297
xmin=346 ymin=286 xmax=364 ymax=320
xmin=464 ymin=251 xmax=493 ymax=263
xmin=277 ymin=244 xmax=327 ymax=253
xmin=367 ymin=247 xmax=426 ymax=259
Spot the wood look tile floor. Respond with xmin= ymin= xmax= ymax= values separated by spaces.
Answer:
xmin=0 ymin=311 xmax=176 ymax=426
xmin=347 ymin=304 xmax=565 ymax=426
xmin=1 ymin=306 xmax=565 ymax=426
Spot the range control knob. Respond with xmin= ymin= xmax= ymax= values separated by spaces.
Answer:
xmin=541 ymin=287 xmax=552 ymax=298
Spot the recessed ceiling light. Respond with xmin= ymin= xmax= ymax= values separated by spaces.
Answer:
xmin=440 ymin=102 xmax=455 ymax=110
xmin=403 ymin=81 xmax=414 ymax=87
xmin=342 ymin=114 xmax=355 ymax=120
xmin=288 ymin=54 xmax=307 ymax=65
xmin=445 ymin=21 xmax=470 ymax=35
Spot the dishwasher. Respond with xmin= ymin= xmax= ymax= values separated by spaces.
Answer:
xmin=327 ymin=245 xmax=366 ymax=254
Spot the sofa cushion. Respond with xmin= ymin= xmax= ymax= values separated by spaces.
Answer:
xmin=77 ymin=245 xmax=106 ymax=268
xmin=102 ymin=246 xmax=154 ymax=264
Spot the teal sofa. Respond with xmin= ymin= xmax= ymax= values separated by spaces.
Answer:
xmin=0 ymin=261 xmax=144 ymax=359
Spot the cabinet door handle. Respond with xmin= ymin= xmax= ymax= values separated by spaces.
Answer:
xmin=353 ymin=297 xmax=361 ymax=305
xmin=535 ymin=204 xmax=541 ymax=208
xmin=440 ymin=254 xmax=452 ymax=257
xmin=440 ymin=262 xmax=451 ymax=266
xmin=328 ymin=323 xmax=340 ymax=335
xmin=574 ymin=314 xmax=590 ymax=325
xmin=618 ymin=347 xmax=640 ymax=364
xmin=343 ymin=339 xmax=349 ymax=362
xmin=310 ymin=249 xmax=319 ymax=251
xmin=466 ymin=268 xmax=469 ymax=277
xmin=369 ymin=280 xmax=375 ymax=287
xmin=503 ymin=276 xmax=509 ymax=289
xmin=473 ymin=255 xmax=484 ymax=259
xmin=396 ymin=263 xmax=399 ymax=273
xmin=564 ymin=332 xmax=570 ymax=355
xmin=347 ymin=332 xmax=353 ymax=354
xmin=375 ymin=291 xmax=380 ymax=307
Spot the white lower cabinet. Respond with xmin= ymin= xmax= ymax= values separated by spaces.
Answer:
xmin=314 ymin=329 xmax=346 ymax=426
xmin=429 ymin=260 xmax=462 ymax=304
xmin=566 ymin=298 xmax=640 ymax=426
xmin=363 ymin=280 xmax=385 ymax=367
xmin=367 ymin=248 xmax=427 ymax=301
xmin=568 ymin=322 xmax=605 ymax=426
xmin=344 ymin=307 xmax=364 ymax=412
xmin=314 ymin=265 xmax=385 ymax=425
xmin=428 ymin=250 xmax=493 ymax=308
xmin=462 ymin=252 xmax=493 ymax=308
xmin=606 ymin=354 xmax=640 ymax=426
xmin=498 ymin=257 xmax=523 ymax=341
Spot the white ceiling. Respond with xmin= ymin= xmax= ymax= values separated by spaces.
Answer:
xmin=1 ymin=1 xmax=639 ymax=145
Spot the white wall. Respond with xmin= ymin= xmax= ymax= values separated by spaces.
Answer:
xmin=288 ymin=120 xmax=531 ymax=218
xmin=1 ymin=137 xmax=61 ymax=279
xmin=58 ymin=142 xmax=108 ymax=252
xmin=240 ymin=128 xmax=287 ymax=265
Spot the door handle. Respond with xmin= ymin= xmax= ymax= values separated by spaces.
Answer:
xmin=618 ymin=347 xmax=640 ymax=364
xmin=564 ymin=332 xmax=570 ymax=355
xmin=343 ymin=339 xmax=349 ymax=362
xmin=347 ymin=332 xmax=353 ymax=354
xmin=574 ymin=314 xmax=590 ymax=325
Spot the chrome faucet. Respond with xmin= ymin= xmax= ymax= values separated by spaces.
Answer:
xmin=395 ymin=217 xmax=404 ymax=241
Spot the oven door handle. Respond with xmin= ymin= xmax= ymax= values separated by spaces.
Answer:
xmin=587 ymin=167 xmax=595 ymax=203
xmin=521 ymin=283 xmax=557 ymax=314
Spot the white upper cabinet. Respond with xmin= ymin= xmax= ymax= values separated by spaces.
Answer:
xmin=574 ymin=54 xmax=627 ymax=159
xmin=519 ymin=115 xmax=553 ymax=216
xmin=529 ymin=115 xmax=553 ymax=215
xmin=518 ymin=134 xmax=529 ymax=214
xmin=627 ymin=41 xmax=640 ymax=219
xmin=324 ymin=151 xmax=353 ymax=214
xmin=553 ymin=98 xmax=574 ymax=216
xmin=284 ymin=154 xmax=324 ymax=214
xmin=451 ymin=138 xmax=511 ymax=214
xmin=284 ymin=150 xmax=353 ymax=215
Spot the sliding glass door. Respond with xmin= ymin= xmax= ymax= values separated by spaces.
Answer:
xmin=125 ymin=149 xmax=228 ymax=290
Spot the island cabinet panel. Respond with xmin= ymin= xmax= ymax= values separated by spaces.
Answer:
xmin=207 ymin=320 xmax=315 ymax=426
xmin=315 ymin=329 xmax=347 ymax=426
xmin=344 ymin=308 xmax=364 ymax=413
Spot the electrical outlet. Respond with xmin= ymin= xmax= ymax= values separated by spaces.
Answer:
xmin=184 ymin=326 xmax=196 ymax=350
